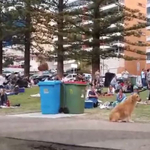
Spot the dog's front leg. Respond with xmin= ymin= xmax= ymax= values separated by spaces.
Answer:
xmin=126 ymin=116 xmax=134 ymax=123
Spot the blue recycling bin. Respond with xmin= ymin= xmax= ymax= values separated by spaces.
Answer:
xmin=38 ymin=81 xmax=61 ymax=114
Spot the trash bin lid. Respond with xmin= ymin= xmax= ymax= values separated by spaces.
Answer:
xmin=38 ymin=80 xmax=61 ymax=86
xmin=64 ymin=81 xmax=87 ymax=85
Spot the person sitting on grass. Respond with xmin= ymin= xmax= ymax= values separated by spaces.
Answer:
xmin=0 ymin=89 xmax=8 ymax=106
xmin=122 ymin=81 xmax=128 ymax=92
xmin=110 ymin=75 xmax=117 ymax=89
xmin=112 ymin=88 xmax=126 ymax=107
xmin=115 ymin=81 xmax=122 ymax=93
xmin=123 ymin=81 xmax=133 ymax=93
xmin=88 ymin=85 xmax=99 ymax=107
xmin=132 ymin=85 xmax=146 ymax=95
xmin=127 ymin=82 xmax=133 ymax=93
xmin=91 ymin=79 xmax=102 ymax=96
xmin=106 ymin=85 xmax=115 ymax=96
xmin=132 ymin=85 xmax=139 ymax=94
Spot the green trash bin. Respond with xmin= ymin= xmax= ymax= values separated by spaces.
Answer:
xmin=61 ymin=81 xmax=87 ymax=114
xmin=130 ymin=76 xmax=137 ymax=85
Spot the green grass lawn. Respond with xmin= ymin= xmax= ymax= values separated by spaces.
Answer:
xmin=85 ymin=90 xmax=150 ymax=122
xmin=1 ymin=86 xmax=150 ymax=122
xmin=0 ymin=87 xmax=40 ymax=115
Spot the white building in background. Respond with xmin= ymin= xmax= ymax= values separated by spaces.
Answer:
xmin=3 ymin=45 xmax=40 ymax=72
xmin=3 ymin=44 xmax=76 ymax=72
xmin=3 ymin=2 xmax=78 ymax=73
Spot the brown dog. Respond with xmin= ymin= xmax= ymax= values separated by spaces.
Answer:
xmin=109 ymin=93 xmax=141 ymax=123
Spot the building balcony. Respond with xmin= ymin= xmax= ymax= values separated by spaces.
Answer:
xmin=146 ymin=51 xmax=150 ymax=64
xmin=146 ymin=26 xmax=150 ymax=30
xmin=99 ymin=33 xmax=122 ymax=40
xmin=111 ymin=41 xmax=124 ymax=47
xmin=82 ymin=20 xmax=124 ymax=29
xmin=54 ymin=60 xmax=76 ymax=65
xmin=146 ymin=60 xmax=150 ymax=64
xmin=146 ymin=36 xmax=150 ymax=41
xmin=109 ymin=23 xmax=123 ymax=28
xmin=82 ymin=41 xmax=124 ymax=51
xmin=147 ymin=0 xmax=150 ymax=7
xmin=82 ymin=20 xmax=92 ymax=25
xmin=82 ymin=45 xmax=111 ymax=51
xmin=68 ymin=0 xmax=87 ymax=8
xmin=146 ymin=47 xmax=150 ymax=53
xmin=147 ymin=13 xmax=150 ymax=18
xmin=147 ymin=4 xmax=150 ymax=8
xmin=101 ymin=0 xmax=124 ymax=11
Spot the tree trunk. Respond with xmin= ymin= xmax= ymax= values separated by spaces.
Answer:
xmin=57 ymin=53 xmax=64 ymax=79
xmin=92 ymin=2 xmax=100 ymax=79
xmin=24 ymin=31 xmax=31 ymax=77
xmin=24 ymin=0 xmax=31 ymax=77
xmin=57 ymin=0 xmax=64 ymax=79
xmin=92 ymin=54 xmax=100 ymax=79
xmin=0 ymin=40 xmax=2 ymax=74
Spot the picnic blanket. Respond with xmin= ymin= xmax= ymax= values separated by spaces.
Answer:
xmin=30 ymin=93 xmax=40 ymax=98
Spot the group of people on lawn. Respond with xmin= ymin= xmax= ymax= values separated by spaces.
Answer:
xmin=87 ymin=69 xmax=140 ymax=108
xmin=88 ymin=84 xmax=139 ymax=108
xmin=0 ymin=73 xmax=31 ymax=107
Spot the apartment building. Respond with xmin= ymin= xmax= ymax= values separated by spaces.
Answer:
xmin=80 ymin=0 xmax=147 ymax=75
xmin=123 ymin=0 xmax=147 ymax=75
xmin=146 ymin=0 xmax=150 ymax=69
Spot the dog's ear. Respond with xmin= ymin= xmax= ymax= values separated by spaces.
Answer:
xmin=132 ymin=93 xmax=140 ymax=102
xmin=131 ymin=95 xmax=134 ymax=102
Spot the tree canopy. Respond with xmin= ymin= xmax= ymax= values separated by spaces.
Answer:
xmin=63 ymin=0 xmax=148 ymax=76
xmin=0 ymin=0 xmax=149 ymax=77
xmin=31 ymin=0 xmax=148 ymax=77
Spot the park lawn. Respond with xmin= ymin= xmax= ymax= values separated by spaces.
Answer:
xmin=0 ymin=87 xmax=41 ymax=115
xmin=0 ymin=86 xmax=150 ymax=123
xmin=85 ymin=90 xmax=150 ymax=122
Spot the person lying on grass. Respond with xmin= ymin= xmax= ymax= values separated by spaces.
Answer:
xmin=112 ymin=88 xmax=126 ymax=107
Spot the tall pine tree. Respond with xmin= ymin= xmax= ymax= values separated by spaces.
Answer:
xmin=65 ymin=0 xmax=148 ymax=77
xmin=26 ymin=0 xmax=148 ymax=77
xmin=0 ymin=1 xmax=23 ymax=74
xmin=10 ymin=0 xmax=44 ymax=76
xmin=33 ymin=0 xmax=82 ymax=78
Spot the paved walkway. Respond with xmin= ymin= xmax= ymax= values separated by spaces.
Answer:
xmin=0 ymin=116 xmax=150 ymax=150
